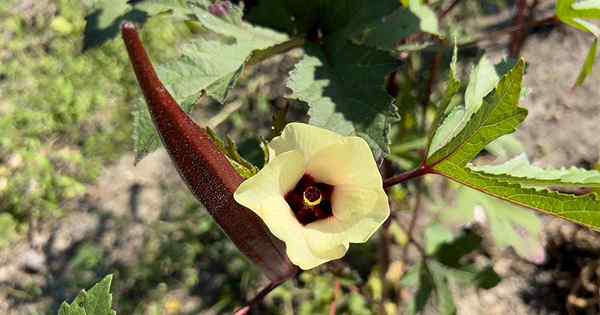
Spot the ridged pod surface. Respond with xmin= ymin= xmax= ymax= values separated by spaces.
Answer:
xmin=121 ymin=22 xmax=297 ymax=281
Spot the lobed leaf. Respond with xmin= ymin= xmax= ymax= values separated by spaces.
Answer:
xmin=471 ymin=153 xmax=600 ymax=188
xmin=427 ymin=58 xmax=600 ymax=230
xmin=286 ymin=42 xmax=397 ymax=155
xmin=132 ymin=1 xmax=288 ymax=161
xmin=428 ymin=60 xmax=527 ymax=166
xmin=58 ymin=275 xmax=115 ymax=315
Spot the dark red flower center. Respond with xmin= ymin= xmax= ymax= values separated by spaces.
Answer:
xmin=285 ymin=174 xmax=334 ymax=225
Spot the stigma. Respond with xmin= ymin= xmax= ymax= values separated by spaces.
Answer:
xmin=303 ymin=186 xmax=322 ymax=207
xmin=285 ymin=174 xmax=333 ymax=225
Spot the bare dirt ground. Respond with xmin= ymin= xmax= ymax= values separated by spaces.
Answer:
xmin=2 ymin=19 xmax=600 ymax=315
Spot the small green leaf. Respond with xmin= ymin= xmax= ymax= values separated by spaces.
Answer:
xmin=557 ymin=0 xmax=600 ymax=36
xmin=424 ymin=224 xmax=454 ymax=254
xmin=206 ymin=127 xmax=259 ymax=178
xmin=428 ymin=55 xmax=511 ymax=160
xmin=427 ymin=43 xmax=461 ymax=153
xmin=428 ymin=60 xmax=527 ymax=166
xmin=574 ymin=38 xmax=599 ymax=88
xmin=58 ymin=275 xmax=116 ymax=315
xmin=405 ymin=262 xmax=456 ymax=315
xmin=408 ymin=0 xmax=439 ymax=36
xmin=428 ymin=262 xmax=457 ymax=315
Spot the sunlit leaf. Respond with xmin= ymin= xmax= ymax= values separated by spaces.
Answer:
xmin=426 ymin=60 xmax=600 ymax=230
xmin=557 ymin=0 xmax=600 ymax=36
xmin=133 ymin=1 xmax=288 ymax=161
xmin=58 ymin=275 xmax=115 ymax=315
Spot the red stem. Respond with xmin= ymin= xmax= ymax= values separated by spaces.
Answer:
xmin=382 ymin=164 xmax=431 ymax=188
xmin=509 ymin=0 xmax=529 ymax=58
xmin=121 ymin=22 xmax=297 ymax=281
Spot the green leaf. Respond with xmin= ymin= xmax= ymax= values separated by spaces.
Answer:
xmin=350 ymin=3 xmax=437 ymax=51
xmin=574 ymin=38 xmax=599 ymax=87
xmin=58 ymin=275 xmax=116 ymax=315
xmin=408 ymin=0 xmax=440 ymax=36
xmin=428 ymin=262 xmax=457 ymax=315
xmin=132 ymin=0 xmax=192 ymax=18
xmin=484 ymin=134 xmax=525 ymax=160
xmin=286 ymin=42 xmax=397 ymax=155
xmin=471 ymin=153 xmax=600 ymax=188
xmin=439 ymin=187 xmax=545 ymax=263
xmin=557 ymin=0 xmax=600 ymax=36
xmin=133 ymin=2 xmax=288 ymax=161
xmin=206 ymin=127 xmax=259 ymax=178
xmin=424 ymin=223 xmax=454 ymax=255
xmin=83 ymin=0 xmax=193 ymax=50
xmin=427 ymin=43 xmax=461 ymax=152
xmin=426 ymin=60 xmax=600 ymax=230
xmin=405 ymin=263 xmax=456 ymax=315
xmin=428 ymin=55 xmax=506 ymax=159
xmin=427 ymin=60 xmax=527 ymax=166
xmin=246 ymin=0 xmax=400 ymax=36
xmin=83 ymin=1 xmax=147 ymax=50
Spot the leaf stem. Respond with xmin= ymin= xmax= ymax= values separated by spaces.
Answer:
xmin=383 ymin=165 xmax=431 ymax=188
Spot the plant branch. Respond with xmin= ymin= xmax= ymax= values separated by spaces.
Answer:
xmin=234 ymin=275 xmax=295 ymax=315
xmin=383 ymin=165 xmax=431 ymax=188
xmin=401 ymin=179 xmax=424 ymax=262
xmin=509 ymin=0 xmax=529 ymax=58
xmin=438 ymin=0 xmax=461 ymax=20
xmin=459 ymin=14 xmax=558 ymax=48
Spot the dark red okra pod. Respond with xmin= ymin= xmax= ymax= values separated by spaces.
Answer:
xmin=121 ymin=22 xmax=297 ymax=281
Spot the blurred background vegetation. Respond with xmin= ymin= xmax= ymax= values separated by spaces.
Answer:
xmin=2 ymin=0 xmax=600 ymax=314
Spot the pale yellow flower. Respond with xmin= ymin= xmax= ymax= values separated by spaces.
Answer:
xmin=234 ymin=123 xmax=390 ymax=269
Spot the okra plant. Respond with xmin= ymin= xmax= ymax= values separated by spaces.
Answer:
xmin=61 ymin=0 xmax=600 ymax=314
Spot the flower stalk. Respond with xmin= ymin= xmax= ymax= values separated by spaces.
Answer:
xmin=121 ymin=22 xmax=297 ymax=281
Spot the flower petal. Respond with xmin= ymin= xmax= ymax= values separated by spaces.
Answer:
xmin=286 ymin=234 xmax=347 ymax=269
xmin=234 ymin=149 xmax=343 ymax=269
xmin=306 ymin=137 xmax=382 ymax=188
xmin=269 ymin=122 xmax=344 ymax=162
xmin=234 ymin=150 xmax=305 ymax=210
xmin=331 ymin=185 xmax=379 ymax=221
